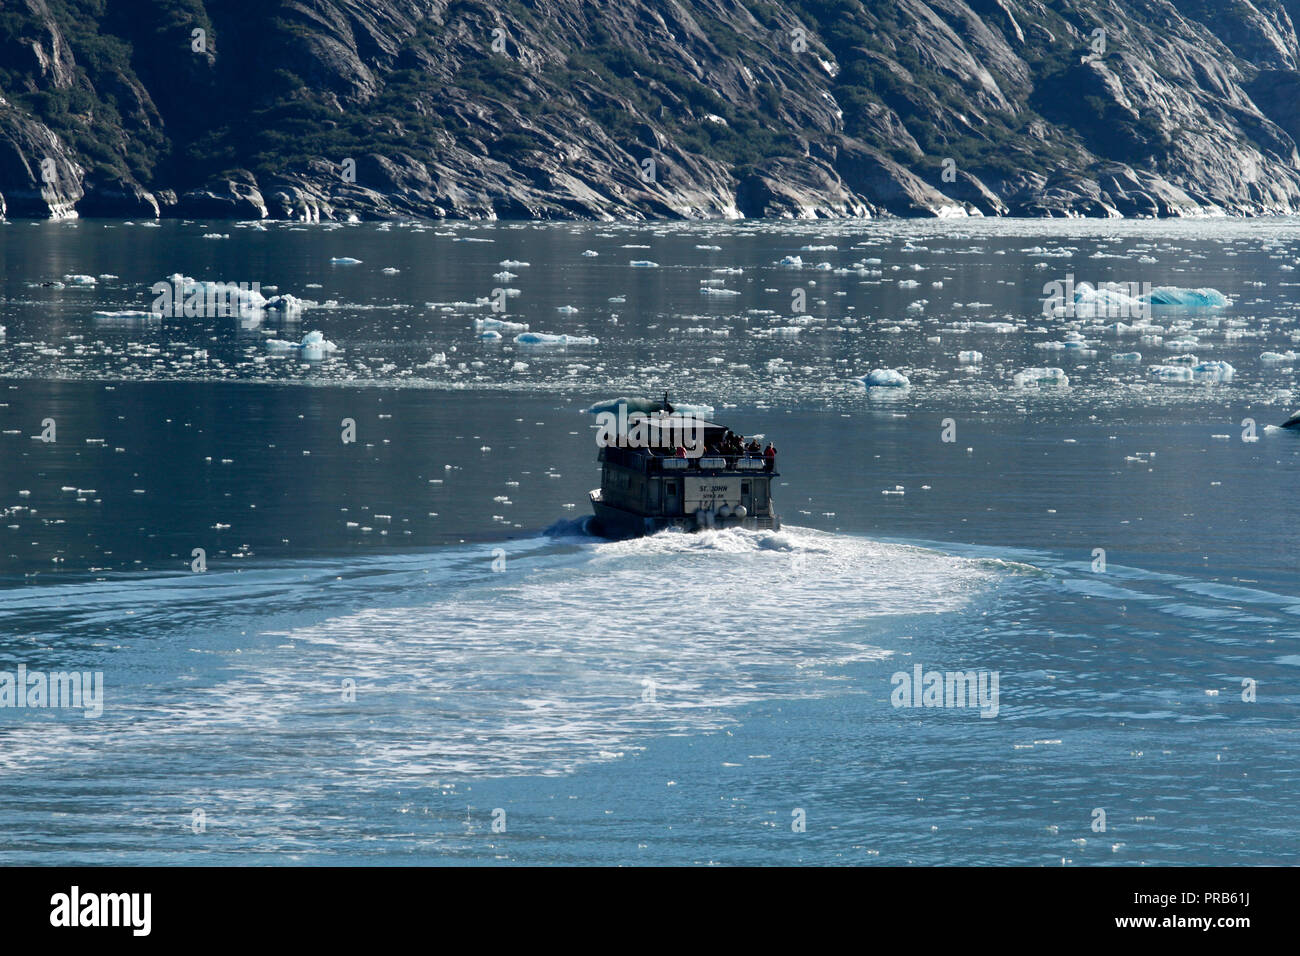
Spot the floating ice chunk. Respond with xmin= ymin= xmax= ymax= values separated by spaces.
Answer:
xmin=1144 ymin=287 xmax=1230 ymax=308
xmin=861 ymin=368 xmax=911 ymax=388
xmin=514 ymin=332 xmax=599 ymax=346
xmin=300 ymin=330 xmax=338 ymax=360
xmin=673 ymin=403 xmax=715 ymax=418
xmin=475 ymin=317 xmax=528 ymax=332
xmin=778 ymin=255 xmax=803 ymax=267
xmin=582 ymin=250 xmax=599 ymax=257
xmin=265 ymin=338 xmax=296 ymax=353
xmin=1071 ymin=282 xmax=1143 ymax=318
xmin=585 ymin=396 xmax=674 ymax=415
xmin=700 ymin=287 xmax=740 ymax=296
xmin=499 ymin=260 xmax=530 ymax=267
xmin=629 ymin=260 xmax=659 ymax=268
xmin=265 ymin=294 xmax=305 ymax=315
xmin=63 ymin=274 xmax=97 ymax=285
xmin=329 ymin=257 xmax=362 ymax=265
xmin=1192 ymin=360 xmax=1234 ymax=381
xmin=1149 ymin=365 xmax=1193 ymax=381
xmin=556 ymin=305 xmax=579 ymax=313
xmin=1261 ymin=351 xmax=1298 ymax=365
xmin=382 ymin=267 xmax=400 ymax=274
xmin=1014 ymin=367 xmax=1069 ymax=388
xmin=1110 ymin=352 xmax=1142 ymax=363
xmin=478 ymin=330 xmax=502 ymax=341
xmin=93 ymin=310 xmax=155 ymax=319
xmin=958 ymin=350 xmax=983 ymax=363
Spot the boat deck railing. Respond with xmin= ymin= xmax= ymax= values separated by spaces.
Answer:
xmin=600 ymin=445 xmax=776 ymax=473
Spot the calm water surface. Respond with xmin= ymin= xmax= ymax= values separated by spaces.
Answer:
xmin=0 ymin=218 xmax=1297 ymax=864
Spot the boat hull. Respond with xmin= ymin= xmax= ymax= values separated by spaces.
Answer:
xmin=590 ymin=490 xmax=779 ymax=539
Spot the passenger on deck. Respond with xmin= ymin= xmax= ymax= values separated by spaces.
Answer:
xmin=764 ymin=442 xmax=777 ymax=471
xmin=747 ymin=438 xmax=761 ymax=455
xmin=675 ymin=445 xmax=686 ymax=459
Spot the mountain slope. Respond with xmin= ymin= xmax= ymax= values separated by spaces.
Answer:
xmin=3 ymin=0 xmax=1300 ymax=219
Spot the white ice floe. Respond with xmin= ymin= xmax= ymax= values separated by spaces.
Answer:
xmin=958 ymin=350 xmax=983 ymax=363
xmin=266 ymin=330 xmax=338 ymax=359
xmin=1014 ymin=367 xmax=1070 ymax=388
xmin=673 ymin=402 xmax=715 ymax=418
xmin=300 ymin=330 xmax=338 ymax=360
xmin=860 ymin=368 xmax=911 ymax=388
xmin=1070 ymin=282 xmax=1142 ymax=318
xmin=265 ymin=294 xmax=306 ymax=316
xmin=475 ymin=317 xmax=528 ymax=332
xmin=478 ymin=330 xmax=502 ymax=341
xmin=1110 ymin=352 xmax=1142 ymax=363
xmin=1192 ymin=360 xmax=1234 ymax=381
xmin=1149 ymin=361 xmax=1233 ymax=382
xmin=329 ymin=257 xmax=362 ymax=265
xmin=1260 ymin=351 xmax=1298 ymax=365
xmin=514 ymin=332 xmax=599 ymax=346
xmin=93 ymin=310 xmax=155 ymax=320
xmin=63 ymin=274 xmax=97 ymax=285
xmin=629 ymin=260 xmax=659 ymax=268
xmin=1145 ymin=287 xmax=1231 ymax=308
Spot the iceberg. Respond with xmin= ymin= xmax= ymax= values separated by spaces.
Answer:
xmin=861 ymin=368 xmax=911 ymax=388
xmin=1014 ymin=367 xmax=1069 ymax=388
xmin=629 ymin=260 xmax=659 ymax=268
xmin=514 ymin=332 xmax=599 ymax=346
xmin=300 ymin=330 xmax=338 ymax=360
xmin=1192 ymin=360 xmax=1234 ymax=381
xmin=585 ymin=396 xmax=675 ymax=416
xmin=265 ymin=294 xmax=305 ymax=315
xmin=93 ymin=310 xmax=155 ymax=319
xmin=329 ymin=257 xmax=362 ymax=265
xmin=475 ymin=317 xmax=528 ymax=332
xmin=1071 ymin=282 xmax=1143 ymax=318
xmin=1144 ymin=287 xmax=1230 ymax=308
xmin=1261 ymin=351 xmax=1299 ymax=365
xmin=266 ymin=330 xmax=338 ymax=358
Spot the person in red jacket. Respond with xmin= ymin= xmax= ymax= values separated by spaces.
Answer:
xmin=763 ymin=442 xmax=776 ymax=471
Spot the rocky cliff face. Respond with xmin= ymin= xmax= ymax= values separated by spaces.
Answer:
xmin=4 ymin=0 xmax=1300 ymax=219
